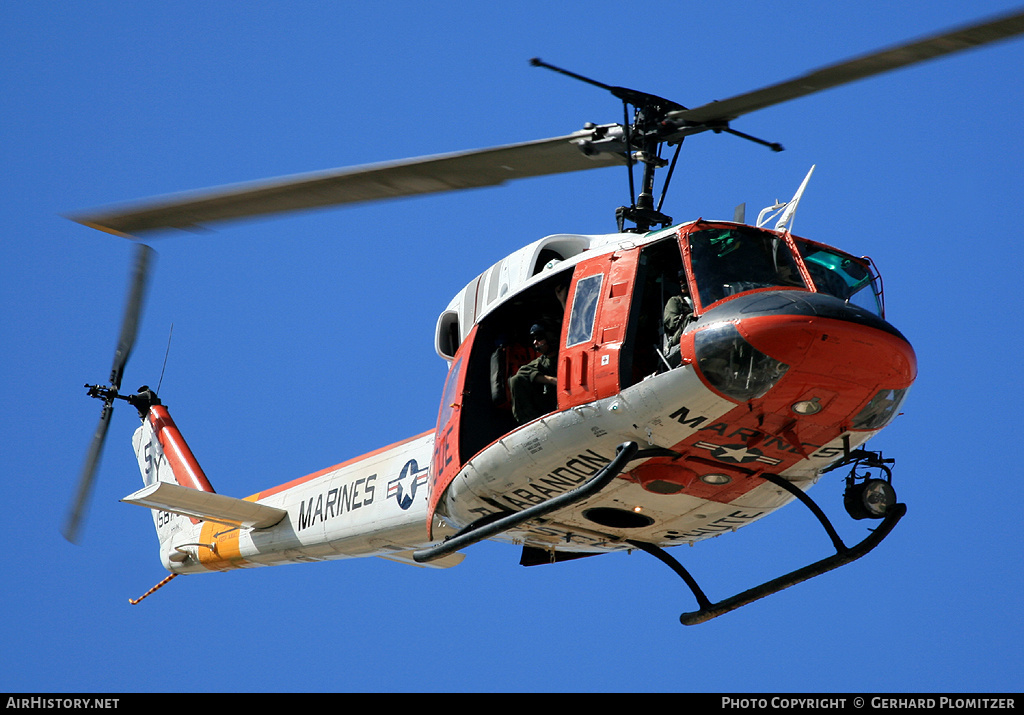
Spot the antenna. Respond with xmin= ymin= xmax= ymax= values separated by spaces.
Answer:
xmin=156 ymin=323 xmax=174 ymax=394
xmin=775 ymin=165 xmax=816 ymax=233
xmin=756 ymin=166 xmax=816 ymax=231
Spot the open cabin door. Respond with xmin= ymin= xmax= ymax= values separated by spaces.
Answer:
xmin=427 ymin=245 xmax=665 ymax=526
xmin=427 ymin=267 xmax=570 ymax=522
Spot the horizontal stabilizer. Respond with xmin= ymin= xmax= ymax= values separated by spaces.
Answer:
xmin=122 ymin=482 xmax=286 ymax=529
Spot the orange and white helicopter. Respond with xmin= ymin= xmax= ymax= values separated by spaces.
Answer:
xmin=66 ymin=10 xmax=1024 ymax=625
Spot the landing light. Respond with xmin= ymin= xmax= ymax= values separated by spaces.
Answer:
xmin=844 ymin=478 xmax=896 ymax=520
xmin=792 ymin=398 xmax=823 ymax=415
xmin=694 ymin=323 xmax=789 ymax=402
xmin=699 ymin=473 xmax=732 ymax=485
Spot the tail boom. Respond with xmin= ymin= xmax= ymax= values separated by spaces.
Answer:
xmin=127 ymin=407 xmax=457 ymax=574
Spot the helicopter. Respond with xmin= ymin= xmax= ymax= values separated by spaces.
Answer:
xmin=64 ymin=9 xmax=1024 ymax=625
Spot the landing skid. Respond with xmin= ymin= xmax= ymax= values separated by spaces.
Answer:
xmin=628 ymin=471 xmax=906 ymax=625
xmin=416 ymin=440 xmax=905 ymax=626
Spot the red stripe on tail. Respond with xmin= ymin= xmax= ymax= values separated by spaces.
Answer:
xmin=147 ymin=405 xmax=215 ymax=493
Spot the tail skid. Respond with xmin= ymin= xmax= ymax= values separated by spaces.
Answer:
xmin=128 ymin=573 xmax=178 ymax=605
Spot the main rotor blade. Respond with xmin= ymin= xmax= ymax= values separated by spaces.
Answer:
xmin=69 ymin=131 xmax=627 ymax=236
xmin=109 ymin=244 xmax=155 ymax=390
xmin=63 ymin=403 xmax=113 ymax=543
xmin=667 ymin=8 xmax=1024 ymax=127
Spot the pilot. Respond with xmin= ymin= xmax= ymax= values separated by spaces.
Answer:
xmin=509 ymin=322 xmax=559 ymax=425
xmin=663 ymin=269 xmax=694 ymax=350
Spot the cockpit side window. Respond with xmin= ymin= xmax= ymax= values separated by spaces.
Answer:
xmin=687 ymin=227 xmax=805 ymax=309
xmin=795 ymin=241 xmax=884 ymax=317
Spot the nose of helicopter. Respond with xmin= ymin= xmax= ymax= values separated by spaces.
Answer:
xmin=687 ymin=291 xmax=916 ymax=417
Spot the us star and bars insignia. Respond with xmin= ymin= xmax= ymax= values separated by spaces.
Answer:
xmin=693 ymin=442 xmax=783 ymax=466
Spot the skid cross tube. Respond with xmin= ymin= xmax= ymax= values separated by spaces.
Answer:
xmin=414 ymin=442 xmax=639 ymax=564
xmin=628 ymin=474 xmax=906 ymax=625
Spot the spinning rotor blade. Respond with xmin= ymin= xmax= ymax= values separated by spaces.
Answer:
xmin=63 ymin=403 xmax=113 ymax=543
xmin=667 ymin=8 xmax=1024 ymax=128
xmin=69 ymin=131 xmax=627 ymax=236
xmin=64 ymin=243 xmax=155 ymax=543
xmin=67 ymin=9 xmax=1024 ymax=240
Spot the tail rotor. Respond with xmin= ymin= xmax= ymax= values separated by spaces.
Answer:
xmin=63 ymin=243 xmax=155 ymax=543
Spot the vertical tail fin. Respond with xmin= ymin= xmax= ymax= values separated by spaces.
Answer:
xmin=131 ymin=405 xmax=215 ymax=543
xmin=132 ymin=405 xmax=215 ymax=493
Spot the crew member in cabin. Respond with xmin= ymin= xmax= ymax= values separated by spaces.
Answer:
xmin=664 ymin=269 xmax=694 ymax=346
xmin=509 ymin=322 xmax=558 ymax=425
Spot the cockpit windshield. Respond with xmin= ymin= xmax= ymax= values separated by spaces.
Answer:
xmin=684 ymin=226 xmax=884 ymax=318
xmin=794 ymin=240 xmax=883 ymax=317
xmin=687 ymin=227 xmax=805 ymax=308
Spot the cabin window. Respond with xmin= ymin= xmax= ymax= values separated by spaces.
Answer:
xmin=436 ymin=353 xmax=465 ymax=430
xmin=687 ymin=227 xmax=805 ymax=309
xmin=435 ymin=310 xmax=461 ymax=360
xmin=566 ymin=274 xmax=603 ymax=347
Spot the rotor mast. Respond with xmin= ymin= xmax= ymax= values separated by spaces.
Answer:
xmin=531 ymin=58 xmax=782 ymax=233
xmin=531 ymin=58 xmax=678 ymax=232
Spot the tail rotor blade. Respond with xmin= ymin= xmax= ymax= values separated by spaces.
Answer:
xmin=67 ymin=243 xmax=155 ymax=544
xmin=109 ymin=244 xmax=155 ymax=390
xmin=63 ymin=402 xmax=114 ymax=543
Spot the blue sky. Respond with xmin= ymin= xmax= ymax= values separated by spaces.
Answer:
xmin=3 ymin=1 xmax=1023 ymax=694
